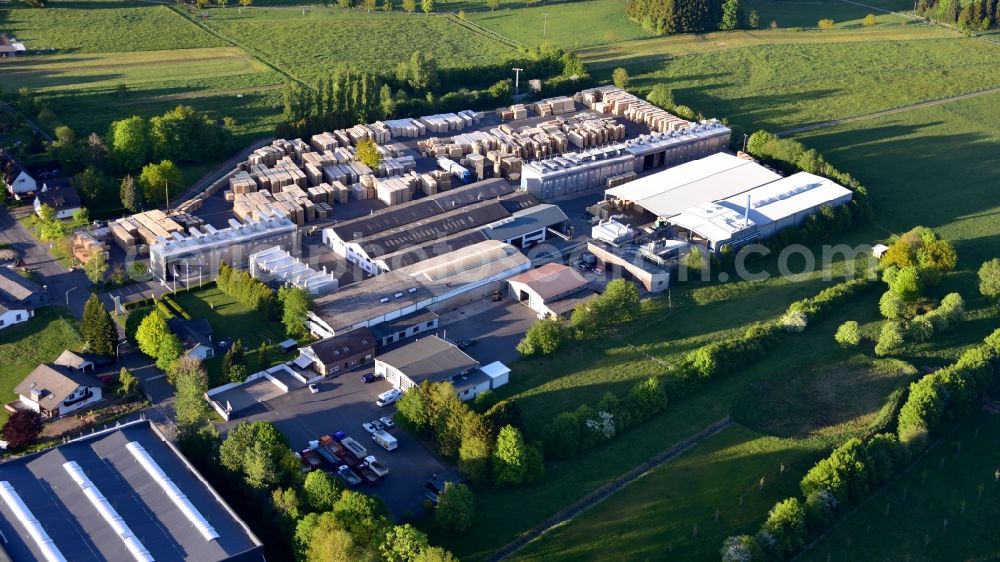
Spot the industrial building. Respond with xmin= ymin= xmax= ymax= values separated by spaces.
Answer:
xmin=322 ymin=179 xmax=522 ymax=274
xmin=669 ymin=171 xmax=854 ymax=252
xmin=296 ymin=328 xmax=376 ymax=376
xmin=374 ymin=335 xmax=509 ymax=400
xmin=520 ymin=121 xmax=732 ymax=200
xmin=249 ymin=246 xmax=339 ymax=295
xmin=603 ymin=152 xmax=781 ymax=220
xmin=307 ymin=240 xmax=531 ymax=338
xmin=587 ymin=241 xmax=671 ymax=294
xmin=0 ymin=419 xmax=264 ymax=562
xmin=507 ymin=263 xmax=598 ymax=319
xmin=369 ymin=309 xmax=440 ymax=347
xmin=480 ymin=203 xmax=569 ymax=247
xmin=149 ymin=214 xmax=299 ymax=281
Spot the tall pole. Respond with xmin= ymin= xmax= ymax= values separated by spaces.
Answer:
xmin=512 ymin=67 xmax=523 ymax=100
xmin=164 ymin=180 xmax=169 ymax=213
xmin=65 ymin=286 xmax=78 ymax=308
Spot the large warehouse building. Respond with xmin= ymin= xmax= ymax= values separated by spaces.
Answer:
xmin=520 ymin=120 xmax=732 ymax=199
xmin=307 ymin=240 xmax=531 ymax=338
xmin=669 ymin=171 xmax=854 ymax=252
xmin=0 ymin=420 xmax=263 ymax=562
xmin=149 ymin=214 xmax=299 ymax=282
xmin=603 ymin=152 xmax=781 ymax=220
xmin=322 ymin=179 xmax=566 ymax=275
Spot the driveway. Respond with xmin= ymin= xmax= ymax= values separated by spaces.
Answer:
xmin=217 ymin=368 xmax=447 ymax=519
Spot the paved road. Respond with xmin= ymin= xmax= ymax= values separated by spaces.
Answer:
xmin=776 ymin=85 xmax=1000 ymax=137
xmin=489 ymin=417 xmax=734 ymax=561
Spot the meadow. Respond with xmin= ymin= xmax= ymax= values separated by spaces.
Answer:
xmin=201 ymin=8 xmax=521 ymax=83
xmin=466 ymin=0 xmax=653 ymax=50
xmin=0 ymin=307 xmax=81 ymax=425
xmin=741 ymin=0 xmax=912 ymax=29
xmin=798 ymin=409 xmax=1000 ymax=561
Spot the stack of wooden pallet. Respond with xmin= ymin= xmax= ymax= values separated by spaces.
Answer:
xmin=247 ymin=144 xmax=284 ymax=167
xmin=311 ymin=132 xmax=341 ymax=151
xmin=112 ymin=210 xmax=184 ymax=253
xmin=170 ymin=212 xmax=206 ymax=232
xmin=376 ymin=155 xmax=417 ymax=177
xmin=383 ymin=118 xmax=426 ymax=138
xmin=315 ymin=202 xmax=333 ymax=219
xmin=577 ymin=86 xmax=690 ymax=132
xmin=331 ymin=181 xmax=350 ymax=204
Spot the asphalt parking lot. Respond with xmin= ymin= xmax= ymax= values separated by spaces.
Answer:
xmin=436 ymin=300 xmax=539 ymax=366
xmin=217 ymin=366 xmax=446 ymax=519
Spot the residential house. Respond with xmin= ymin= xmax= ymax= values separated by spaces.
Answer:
xmin=0 ymin=267 xmax=47 ymax=309
xmin=167 ymin=317 xmax=216 ymax=360
xmin=14 ymin=363 xmax=103 ymax=417
xmin=1 ymin=152 xmax=36 ymax=198
xmin=0 ymin=34 xmax=26 ymax=58
xmin=0 ymin=267 xmax=46 ymax=330
xmin=296 ymin=327 xmax=375 ymax=376
xmin=34 ymin=182 xmax=83 ymax=220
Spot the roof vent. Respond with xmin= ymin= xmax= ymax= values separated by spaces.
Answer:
xmin=379 ymin=297 xmax=389 ymax=303
xmin=408 ymin=287 xmax=417 ymax=293
xmin=394 ymin=292 xmax=404 ymax=298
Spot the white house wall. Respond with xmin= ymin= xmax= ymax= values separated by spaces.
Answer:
xmin=0 ymin=308 xmax=30 ymax=330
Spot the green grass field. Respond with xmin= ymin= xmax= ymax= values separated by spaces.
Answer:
xmin=467 ymin=0 xmax=653 ymax=50
xmin=0 ymin=307 xmax=81 ymax=425
xmin=0 ymin=1 xmax=226 ymax=53
xmin=201 ymin=8 xmax=521 ymax=83
xmin=800 ymin=409 xmax=1000 ymax=561
xmin=742 ymin=0 xmax=912 ymax=29
xmin=170 ymin=285 xmax=294 ymax=384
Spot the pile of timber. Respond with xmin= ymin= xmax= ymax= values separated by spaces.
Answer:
xmin=495 ymin=103 xmax=529 ymax=121
xmin=234 ymin=183 xmax=319 ymax=226
xmin=111 ymin=210 xmax=184 ymax=254
xmin=531 ymin=96 xmax=576 ymax=116
xmin=375 ymin=174 xmax=419 ymax=206
xmin=577 ymin=85 xmax=690 ymax=132
xmin=73 ymin=230 xmax=109 ymax=264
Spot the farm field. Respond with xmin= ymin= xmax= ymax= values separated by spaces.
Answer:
xmin=466 ymin=0 xmax=652 ymax=50
xmin=201 ymin=8 xmax=521 ymax=83
xmin=0 ymin=307 xmax=81 ymax=425
xmin=801 ymin=409 xmax=1000 ymax=561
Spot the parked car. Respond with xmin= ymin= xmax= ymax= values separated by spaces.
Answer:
xmin=372 ymin=420 xmax=385 ymax=432
xmin=308 ymin=383 xmax=319 ymax=394
xmin=376 ymin=388 xmax=402 ymax=407
xmin=362 ymin=422 xmax=377 ymax=434
xmin=361 ymin=373 xmax=381 ymax=384
xmin=378 ymin=416 xmax=395 ymax=429
xmin=336 ymin=465 xmax=362 ymax=486
xmin=456 ymin=338 xmax=478 ymax=350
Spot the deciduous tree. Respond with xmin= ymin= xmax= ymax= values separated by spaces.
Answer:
xmin=2 ymin=410 xmax=43 ymax=449
xmin=136 ymin=309 xmax=170 ymax=358
xmin=516 ymin=318 xmax=563 ymax=356
xmin=172 ymin=356 xmax=210 ymax=435
xmin=84 ymin=247 xmax=108 ymax=285
xmin=303 ymin=470 xmax=343 ymax=512
xmin=120 ymin=174 xmax=141 ymax=212
xmin=107 ymin=115 xmax=149 ymax=171
xmin=435 ymin=482 xmax=474 ymax=530
xmin=834 ymin=320 xmax=861 ymax=347
xmin=719 ymin=0 xmax=741 ymax=30
xmin=139 ymin=160 xmax=183 ymax=206
xmin=612 ymin=67 xmax=630 ymax=89
xmin=978 ymin=258 xmax=1000 ymax=302
xmin=493 ymin=425 xmax=527 ymax=485
xmin=118 ymin=367 xmax=139 ymax=398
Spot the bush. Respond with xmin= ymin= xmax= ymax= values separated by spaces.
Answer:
xmin=979 ymin=258 xmax=1000 ymax=302
xmin=874 ymin=321 xmax=904 ymax=356
xmin=834 ymin=321 xmax=861 ymax=347
xmin=2 ymin=409 xmax=43 ymax=449
xmin=516 ymin=318 xmax=564 ymax=357
xmin=435 ymin=483 xmax=474 ymax=531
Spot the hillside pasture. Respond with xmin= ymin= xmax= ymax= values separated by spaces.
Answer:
xmin=742 ymin=0 xmax=912 ymax=29
xmin=201 ymin=8 xmax=521 ymax=83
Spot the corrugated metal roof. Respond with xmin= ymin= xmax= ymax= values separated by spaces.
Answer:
xmin=376 ymin=336 xmax=478 ymax=385
xmin=508 ymin=263 xmax=589 ymax=301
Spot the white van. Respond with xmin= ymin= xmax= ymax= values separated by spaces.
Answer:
xmin=373 ymin=430 xmax=398 ymax=451
xmin=376 ymin=388 xmax=402 ymax=407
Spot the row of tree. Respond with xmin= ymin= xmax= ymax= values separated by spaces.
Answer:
xmin=274 ymin=46 xmax=591 ymax=139
xmin=918 ymin=0 xmax=1000 ymax=31
xmin=721 ymin=432 xmax=911 ymax=561
xmin=217 ymin=262 xmax=279 ymax=319
xmin=396 ymin=381 xmax=543 ymax=486
xmin=541 ymin=377 xmax=666 ymax=459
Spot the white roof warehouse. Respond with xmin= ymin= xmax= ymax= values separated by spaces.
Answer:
xmin=669 ymin=172 xmax=854 ymax=252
